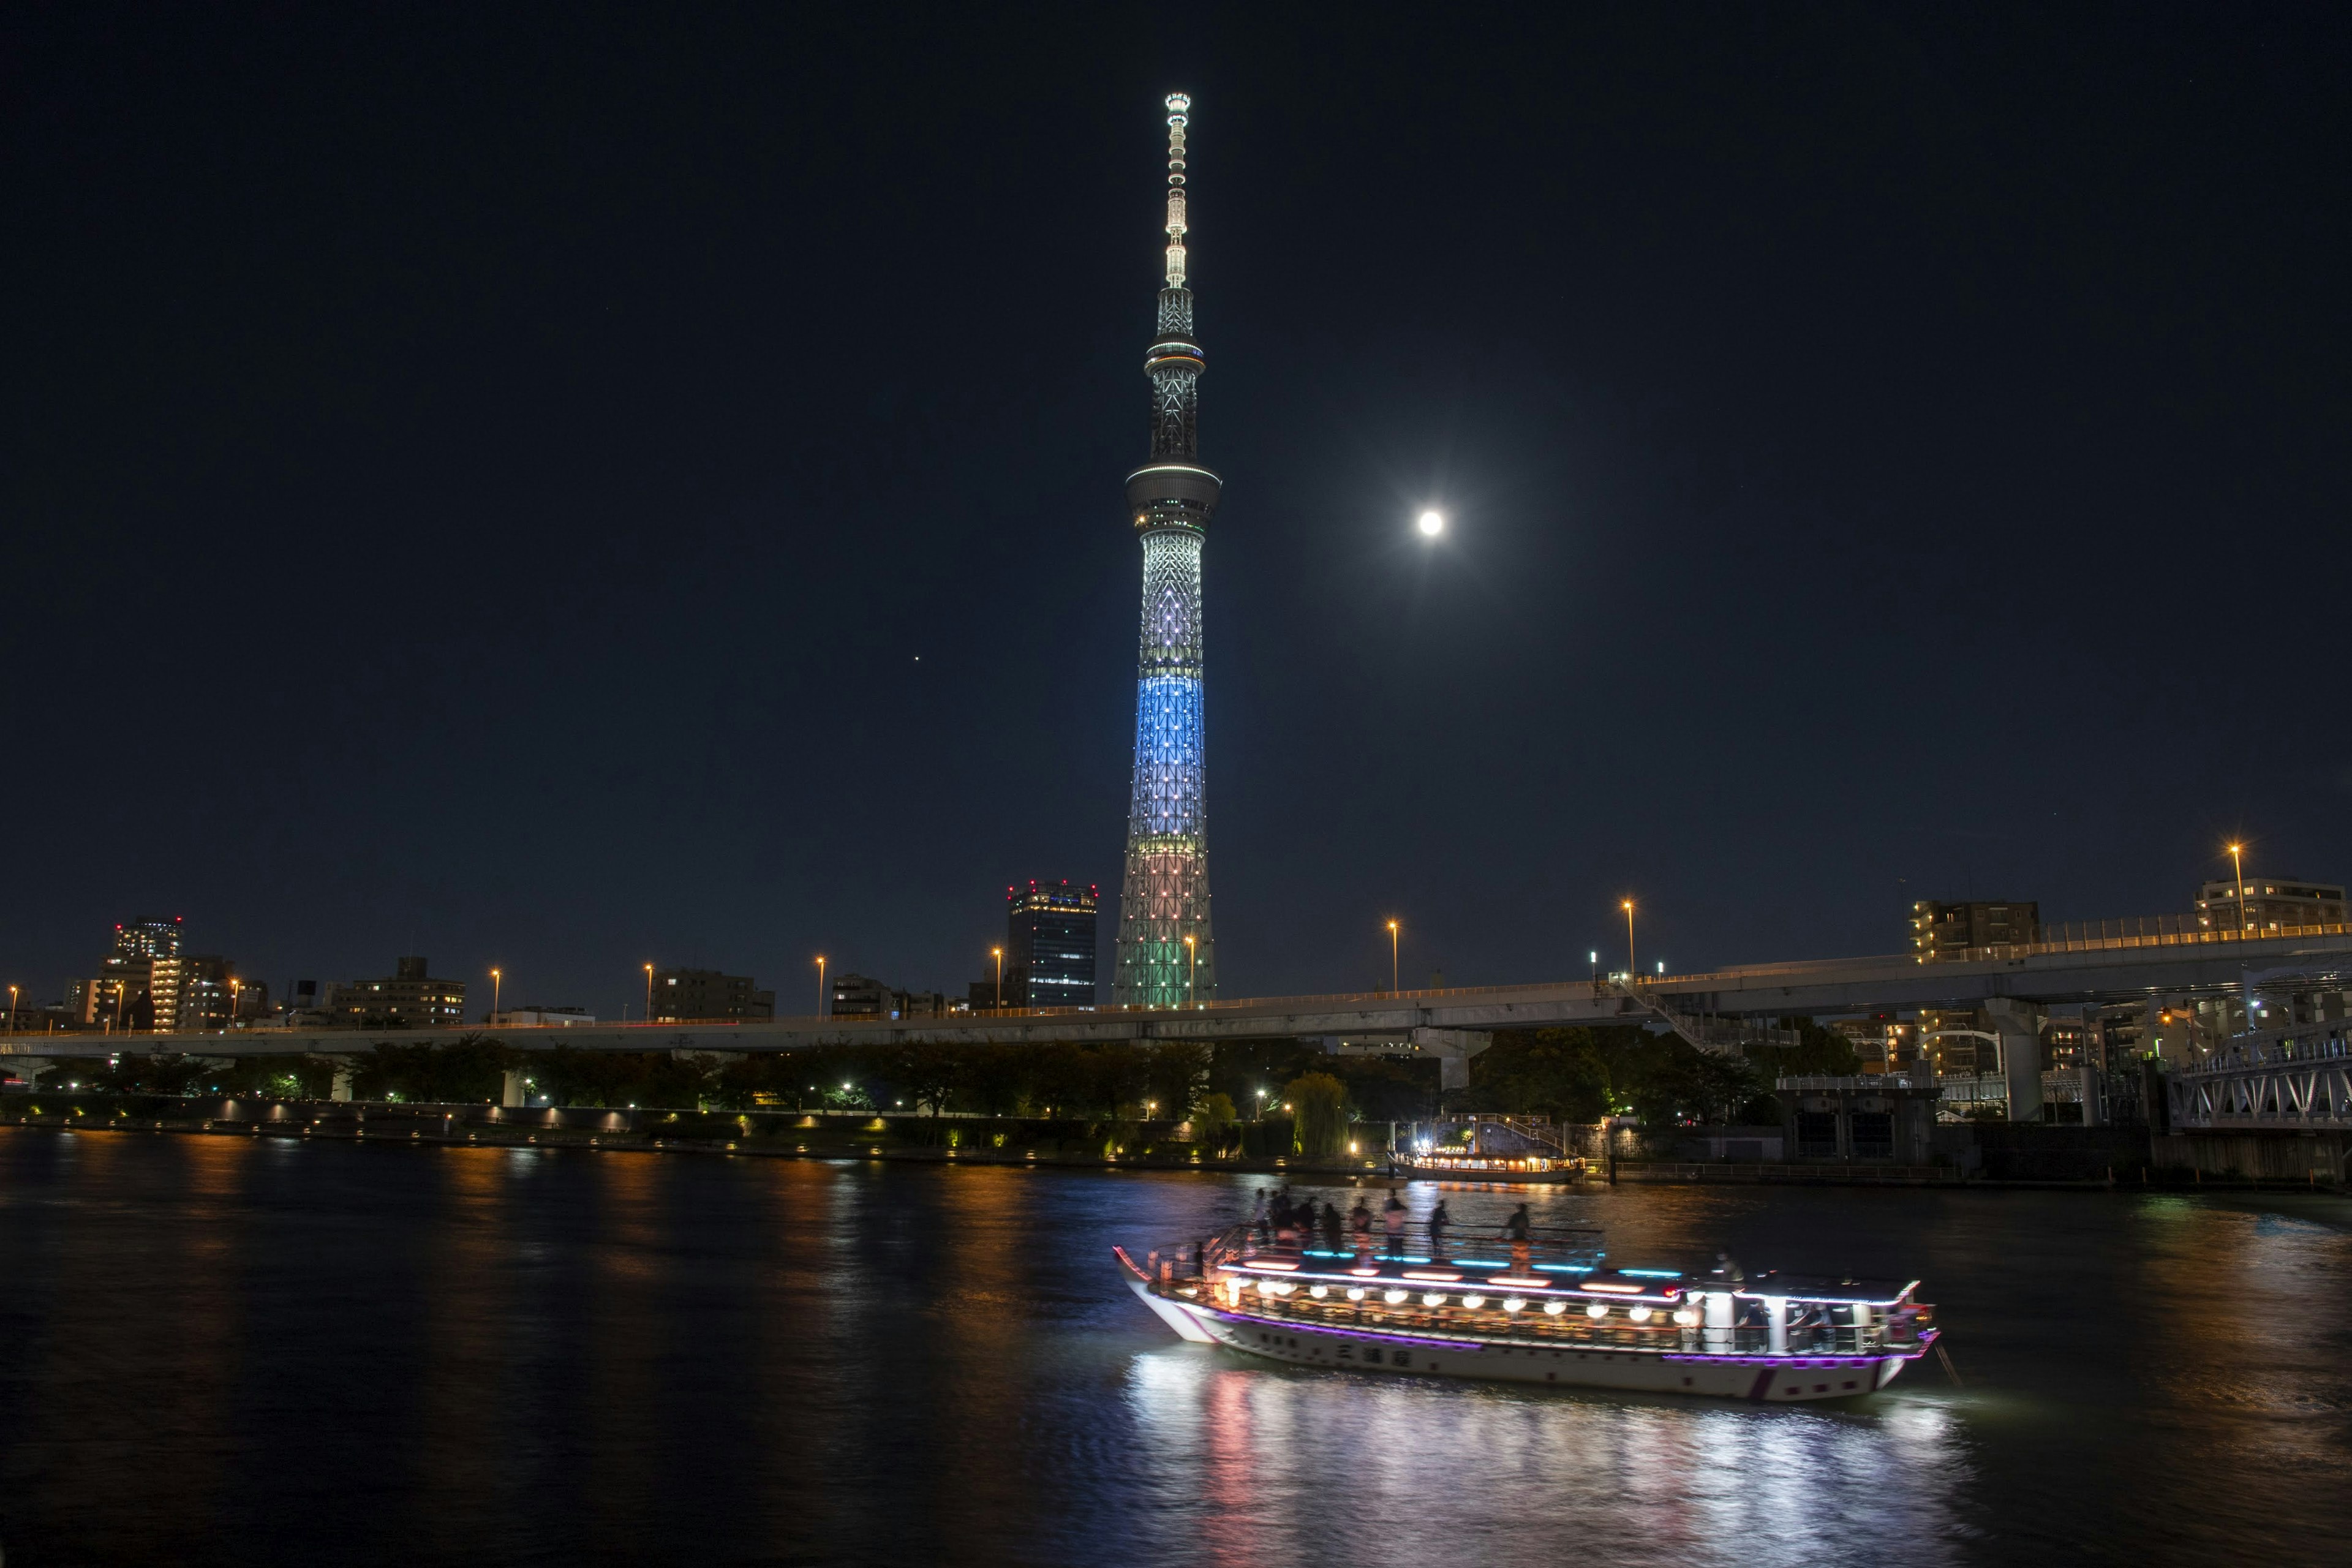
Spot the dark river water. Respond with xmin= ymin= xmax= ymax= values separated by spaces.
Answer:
xmin=1 ymin=1128 xmax=2346 ymax=1567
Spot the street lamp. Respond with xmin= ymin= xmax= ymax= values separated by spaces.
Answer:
xmin=2226 ymin=842 xmax=2249 ymax=936
xmin=992 ymin=946 xmax=1003 ymax=1011
xmin=489 ymin=968 xmax=501 ymax=1023
xmin=1387 ymin=919 xmax=1400 ymax=995
xmin=1185 ymin=934 xmax=1197 ymax=1006
xmin=644 ymin=962 xmax=655 ymax=1023
xmin=1417 ymin=510 xmax=1444 ymax=538
xmin=7 ymin=984 xmax=16 ymax=1036
xmin=1623 ymin=900 xmax=1637 ymax=981
xmin=816 ymin=955 xmax=827 ymax=1019
xmin=227 ymin=977 xmax=241 ymax=1030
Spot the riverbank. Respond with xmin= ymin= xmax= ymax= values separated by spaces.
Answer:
xmin=1 ymin=1095 xmax=2336 ymax=1190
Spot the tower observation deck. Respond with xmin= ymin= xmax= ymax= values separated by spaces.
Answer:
xmin=1114 ymin=92 xmax=1220 ymax=1007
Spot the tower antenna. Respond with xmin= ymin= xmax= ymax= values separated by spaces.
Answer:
xmin=1163 ymin=92 xmax=1189 ymax=287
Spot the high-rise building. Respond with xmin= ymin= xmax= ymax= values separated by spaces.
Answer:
xmin=113 ymin=917 xmax=184 ymax=960
xmin=2195 ymin=875 xmax=2346 ymax=935
xmin=1909 ymin=900 xmax=2040 ymax=957
xmin=327 ymin=957 xmax=467 ymax=1028
xmin=72 ymin=917 xmax=187 ymax=1030
xmin=1115 ymin=92 xmax=1219 ymax=1007
xmin=650 ymin=968 xmax=775 ymax=1023
xmin=1008 ymin=880 xmax=1098 ymax=1008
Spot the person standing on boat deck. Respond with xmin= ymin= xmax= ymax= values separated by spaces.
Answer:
xmin=1321 ymin=1200 xmax=1344 ymax=1254
xmin=1274 ymin=1196 xmax=1302 ymax=1257
xmin=1350 ymin=1195 xmax=1375 ymax=1265
xmin=1504 ymin=1203 xmax=1532 ymax=1273
xmin=1382 ymin=1191 xmax=1407 ymax=1257
xmin=1427 ymin=1199 xmax=1452 ymax=1264
xmin=1251 ymin=1189 xmax=1269 ymax=1245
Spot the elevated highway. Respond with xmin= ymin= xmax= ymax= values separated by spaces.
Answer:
xmin=13 ymin=925 xmax=2350 ymax=1112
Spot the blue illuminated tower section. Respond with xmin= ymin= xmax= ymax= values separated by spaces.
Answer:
xmin=1115 ymin=92 xmax=1221 ymax=1006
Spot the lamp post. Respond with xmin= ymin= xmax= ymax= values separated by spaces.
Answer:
xmin=1185 ymin=934 xmax=1197 ymax=1005
xmin=816 ymin=955 xmax=827 ymax=1019
xmin=489 ymin=968 xmax=501 ymax=1024
xmin=1387 ymin=919 xmax=1400 ymax=995
xmin=643 ymin=963 xmax=654 ymax=1024
xmin=992 ymin=946 xmax=1003 ymax=1011
xmin=227 ymin=977 xmax=241 ymax=1031
xmin=2227 ymin=842 xmax=2249 ymax=937
xmin=1623 ymin=899 xmax=1637 ymax=982
xmin=7 ymin=984 xmax=16 ymax=1035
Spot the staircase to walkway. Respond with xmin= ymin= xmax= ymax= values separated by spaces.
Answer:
xmin=1634 ymin=987 xmax=1802 ymax=1056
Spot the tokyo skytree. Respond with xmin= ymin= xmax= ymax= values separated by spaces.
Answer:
xmin=1113 ymin=92 xmax=1221 ymax=1007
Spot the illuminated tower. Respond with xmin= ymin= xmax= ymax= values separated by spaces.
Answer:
xmin=1114 ymin=92 xmax=1221 ymax=1007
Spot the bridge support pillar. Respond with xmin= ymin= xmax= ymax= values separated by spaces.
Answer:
xmin=0 ymin=1056 xmax=56 ymax=1089
xmin=501 ymin=1069 xmax=526 ymax=1109
xmin=1985 ymin=998 xmax=2044 ymax=1123
xmin=1414 ymin=1028 xmax=1493 ymax=1092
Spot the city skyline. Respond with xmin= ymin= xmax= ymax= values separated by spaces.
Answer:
xmin=4 ymin=11 xmax=2346 ymax=1022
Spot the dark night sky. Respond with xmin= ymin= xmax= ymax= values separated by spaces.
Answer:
xmin=6 ymin=5 xmax=2348 ymax=1016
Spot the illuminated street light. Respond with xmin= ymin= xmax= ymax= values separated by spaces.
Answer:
xmin=7 ymin=984 xmax=16 ymax=1035
xmin=1185 ymin=934 xmax=1197 ymax=1006
xmin=992 ymin=946 xmax=1004 ymax=1011
xmin=1417 ymin=510 xmax=1444 ymax=538
xmin=2227 ymin=843 xmax=2249 ymax=937
xmin=644 ymin=962 xmax=654 ymax=1023
xmin=489 ymin=968 xmax=502 ymax=1023
xmin=816 ymin=954 xmax=827 ymax=1019
xmin=1623 ymin=900 xmax=1637 ymax=981
xmin=1387 ymin=919 xmax=1400 ymax=995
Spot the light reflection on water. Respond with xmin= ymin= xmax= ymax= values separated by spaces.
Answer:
xmin=0 ymin=1131 xmax=2345 ymax=1567
xmin=1124 ymin=1349 xmax=1967 ymax=1568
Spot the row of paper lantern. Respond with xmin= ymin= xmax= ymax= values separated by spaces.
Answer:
xmin=1253 ymin=1277 xmax=1702 ymax=1325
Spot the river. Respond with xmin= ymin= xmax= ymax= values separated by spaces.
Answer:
xmin=0 ymin=1127 xmax=2345 ymax=1566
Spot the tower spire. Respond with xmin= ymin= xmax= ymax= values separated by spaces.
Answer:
xmin=1163 ymin=92 xmax=1189 ymax=287
xmin=1115 ymin=91 xmax=1221 ymax=1008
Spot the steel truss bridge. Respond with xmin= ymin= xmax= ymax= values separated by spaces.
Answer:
xmin=13 ymin=923 xmax=2352 ymax=1114
xmin=2168 ymin=1023 xmax=2352 ymax=1131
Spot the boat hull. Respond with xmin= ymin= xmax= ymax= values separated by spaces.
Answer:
xmin=1115 ymin=1250 xmax=1918 ymax=1402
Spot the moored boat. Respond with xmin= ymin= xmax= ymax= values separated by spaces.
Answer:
xmin=1117 ymin=1221 xmax=1936 ymax=1402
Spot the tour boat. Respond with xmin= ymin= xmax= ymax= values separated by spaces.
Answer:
xmin=1115 ymin=1224 xmax=1936 ymax=1402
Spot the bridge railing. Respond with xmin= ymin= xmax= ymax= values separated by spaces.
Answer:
xmin=1924 ymin=918 xmax=2352 ymax=967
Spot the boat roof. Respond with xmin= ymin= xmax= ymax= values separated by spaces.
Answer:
xmin=1737 ymin=1272 xmax=1918 ymax=1305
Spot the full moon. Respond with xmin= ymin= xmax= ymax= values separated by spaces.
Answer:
xmin=1417 ymin=510 xmax=1444 ymax=537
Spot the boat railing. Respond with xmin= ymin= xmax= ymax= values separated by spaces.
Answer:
xmin=1146 ymin=1221 xmax=1607 ymax=1281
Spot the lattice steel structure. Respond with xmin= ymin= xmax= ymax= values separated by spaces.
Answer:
xmin=1115 ymin=93 xmax=1222 ymax=1007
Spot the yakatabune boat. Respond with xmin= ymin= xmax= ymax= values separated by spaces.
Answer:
xmin=1116 ymin=1221 xmax=1937 ymax=1402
